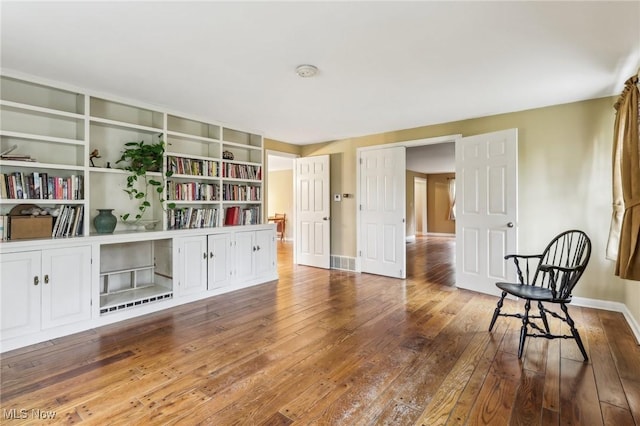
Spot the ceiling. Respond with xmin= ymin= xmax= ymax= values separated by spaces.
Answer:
xmin=2 ymin=2 xmax=639 ymax=145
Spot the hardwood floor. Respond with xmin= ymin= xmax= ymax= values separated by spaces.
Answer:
xmin=1 ymin=235 xmax=639 ymax=425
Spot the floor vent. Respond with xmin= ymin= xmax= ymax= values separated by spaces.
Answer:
xmin=100 ymin=292 xmax=173 ymax=315
xmin=330 ymin=255 xmax=356 ymax=272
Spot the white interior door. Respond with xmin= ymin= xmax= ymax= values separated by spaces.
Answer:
xmin=359 ymin=146 xmax=406 ymax=278
xmin=455 ymin=128 xmax=518 ymax=295
xmin=294 ymin=155 xmax=330 ymax=269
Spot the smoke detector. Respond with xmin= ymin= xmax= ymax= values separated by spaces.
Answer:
xmin=295 ymin=64 xmax=318 ymax=78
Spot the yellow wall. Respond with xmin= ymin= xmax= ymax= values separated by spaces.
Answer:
xmin=427 ymin=173 xmax=455 ymax=234
xmin=298 ymin=96 xmax=640 ymax=327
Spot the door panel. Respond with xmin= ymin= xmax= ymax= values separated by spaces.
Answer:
xmin=235 ymin=231 xmax=256 ymax=281
xmin=179 ymin=236 xmax=208 ymax=296
xmin=208 ymin=233 xmax=232 ymax=290
xmin=42 ymin=246 xmax=91 ymax=329
xmin=456 ymin=129 xmax=518 ymax=295
xmin=295 ymin=155 xmax=330 ymax=269
xmin=0 ymin=251 xmax=41 ymax=339
xmin=359 ymin=146 xmax=406 ymax=278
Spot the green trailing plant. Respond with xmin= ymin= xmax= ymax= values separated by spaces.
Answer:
xmin=116 ymin=140 xmax=175 ymax=222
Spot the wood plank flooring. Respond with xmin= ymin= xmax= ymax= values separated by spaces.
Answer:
xmin=1 ymin=235 xmax=639 ymax=425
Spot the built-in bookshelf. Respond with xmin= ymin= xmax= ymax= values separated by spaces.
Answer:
xmin=164 ymin=114 xmax=262 ymax=230
xmin=0 ymin=73 xmax=264 ymax=240
xmin=0 ymin=75 xmax=88 ymax=240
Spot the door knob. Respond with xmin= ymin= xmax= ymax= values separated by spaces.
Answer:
xmin=507 ymin=222 xmax=514 ymax=228
xmin=323 ymin=217 xmax=330 ymax=221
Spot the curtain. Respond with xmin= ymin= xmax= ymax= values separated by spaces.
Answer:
xmin=609 ymin=75 xmax=640 ymax=280
xmin=448 ymin=177 xmax=456 ymax=221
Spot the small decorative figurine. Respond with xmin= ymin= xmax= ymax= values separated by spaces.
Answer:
xmin=89 ymin=149 xmax=102 ymax=167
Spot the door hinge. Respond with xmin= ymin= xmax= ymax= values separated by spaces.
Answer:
xmin=359 ymin=158 xmax=363 ymax=165
xmin=402 ymin=218 xmax=405 ymax=223
xmin=358 ymin=250 xmax=362 ymax=257
xmin=359 ymin=204 xmax=363 ymax=211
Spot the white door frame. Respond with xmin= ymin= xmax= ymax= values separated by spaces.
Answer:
xmin=356 ymin=134 xmax=461 ymax=273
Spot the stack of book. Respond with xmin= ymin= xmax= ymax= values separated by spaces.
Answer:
xmin=1 ymin=153 xmax=35 ymax=162
xmin=0 ymin=172 xmax=83 ymax=200
xmin=167 ymin=156 xmax=218 ymax=177
xmin=166 ymin=181 xmax=219 ymax=201
xmin=167 ymin=207 xmax=219 ymax=229
xmin=224 ymin=206 xmax=260 ymax=226
xmin=222 ymin=184 xmax=261 ymax=201
xmin=52 ymin=205 xmax=84 ymax=238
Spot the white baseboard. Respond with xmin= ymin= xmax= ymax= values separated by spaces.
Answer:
xmin=406 ymin=235 xmax=416 ymax=243
xmin=572 ymin=297 xmax=640 ymax=345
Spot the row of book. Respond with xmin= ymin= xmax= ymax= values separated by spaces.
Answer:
xmin=222 ymin=163 xmax=262 ymax=180
xmin=222 ymin=184 xmax=261 ymax=202
xmin=52 ymin=205 xmax=84 ymax=237
xmin=0 ymin=172 xmax=84 ymax=200
xmin=166 ymin=181 xmax=219 ymax=201
xmin=167 ymin=207 xmax=220 ymax=229
xmin=224 ymin=206 xmax=260 ymax=226
xmin=167 ymin=156 xmax=219 ymax=177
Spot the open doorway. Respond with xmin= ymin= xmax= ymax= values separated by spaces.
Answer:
xmin=405 ymin=142 xmax=456 ymax=281
xmin=266 ymin=151 xmax=297 ymax=243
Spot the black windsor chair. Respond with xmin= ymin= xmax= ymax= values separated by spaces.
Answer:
xmin=488 ymin=230 xmax=592 ymax=361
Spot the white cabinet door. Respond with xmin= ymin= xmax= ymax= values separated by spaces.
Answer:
xmin=41 ymin=246 xmax=92 ymax=329
xmin=207 ymin=233 xmax=233 ymax=290
xmin=234 ymin=231 xmax=256 ymax=282
xmin=177 ymin=236 xmax=208 ymax=297
xmin=0 ymin=251 xmax=41 ymax=340
xmin=255 ymin=229 xmax=275 ymax=279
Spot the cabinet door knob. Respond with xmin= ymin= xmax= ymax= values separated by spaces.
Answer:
xmin=34 ymin=276 xmax=39 ymax=286
xmin=256 ymin=245 xmax=261 ymax=251
xmin=209 ymin=252 xmax=214 ymax=258
xmin=44 ymin=275 xmax=49 ymax=284
xmin=203 ymin=252 xmax=207 ymax=259
xmin=252 ymin=246 xmax=257 ymax=252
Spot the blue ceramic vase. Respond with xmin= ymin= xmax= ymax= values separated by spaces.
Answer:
xmin=94 ymin=209 xmax=117 ymax=234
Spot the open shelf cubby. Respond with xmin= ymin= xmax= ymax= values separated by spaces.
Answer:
xmin=99 ymin=238 xmax=173 ymax=314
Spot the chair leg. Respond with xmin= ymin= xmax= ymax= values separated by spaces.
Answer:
xmin=489 ymin=291 xmax=507 ymax=332
xmin=538 ymin=301 xmax=550 ymax=333
xmin=518 ymin=299 xmax=531 ymax=359
xmin=561 ymin=303 xmax=588 ymax=362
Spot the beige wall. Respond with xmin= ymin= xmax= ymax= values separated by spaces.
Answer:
xmin=297 ymin=96 xmax=640 ymax=328
xmin=406 ymin=170 xmax=428 ymax=237
xmin=267 ymin=169 xmax=293 ymax=240
xmin=427 ymin=173 xmax=455 ymax=234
